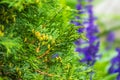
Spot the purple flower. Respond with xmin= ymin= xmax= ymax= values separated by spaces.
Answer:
xmin=108 ymin=48 xmax=120 ymax=80
xmin=78 ymin=11 xmax=85 ymax=14
xmin=77 ymin=28 xmax=84 ymax=33
xmin=76 ymin=4 xmax=82 ymax=10
xmin=117 ymin=74 xmax=120 ymax=80
xmin=71 ymin=20 xmax=82 ymax=26
xmin=74 ymin=39 xmax=81 ymax=46
xmin=74 ymin=0 xmax=100 ymax=66
xmin=85 ymin=3 xmax=99 ymax=44
xmin=76 ymin=16 xmax=80 ymax=19
xmin=76 ymin=42 xmax=100 ymax=65
xmin=106 ymin=32 xmax=115 ymax=50
xmin=106 ymin=32 xmax=115 ymax=43
xmin=87 ymin=25 xmax=98 ymax=44
xmin=74 ymin=39 xmax=87 ymax=46
xmin=76 ymin=47 xmax=82 ymax=53
xmin=73 ymin=1 xmax=100 ymax=80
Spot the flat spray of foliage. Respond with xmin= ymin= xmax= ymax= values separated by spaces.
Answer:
xmin=0 ymin=0 xmax=91 ymax=80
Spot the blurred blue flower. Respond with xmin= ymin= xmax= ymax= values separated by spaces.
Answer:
xmin=76 ymin=16 xmax=80 ymax=19
xmin=86 ymin=26 xmax=99 ymax=44
xmin=85 ymin=3 xmax=99 ymax=43
xmin=76 ymin=42 xmax=100 ymax=65
xmin=106 ymin=32 xmax=115 ymax=50
xmin=106 ymin=31 xmax=115 ymax=43
xmin=74 ymin=0 xmax=100 ymax=66
xmin=78 ymin=11 xmax=85 ymax=14
xmin=77 ymin=28 xmax=84 ymax=33
xmin=76 ymin=4 xmax=82 ymax=10
xmin=73 ymin=0 xmax=100 ymax=80
xmin=70 ymin=20 xmax=82 ymax=26
xmin=74 ymin=39 xmax=86 ymax=46
xmin=117 ymin=74 xmax=120 ymax=80
xmin=108 ymin=48 xmax=120 ymax=80
xmin=86 ymin=5 xmax=93 ymax=15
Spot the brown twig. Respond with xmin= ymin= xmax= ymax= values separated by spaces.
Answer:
xmin=36 ymin=70 xmax=53 ymax=77
xmin=37 ymin=50 xmax=50 ymax=59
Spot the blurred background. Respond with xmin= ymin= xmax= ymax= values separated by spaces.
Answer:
xmin=67 ymin=0 xmax=120 ymax=46
xmin=94 ymin=0 xmax=120 ymax=44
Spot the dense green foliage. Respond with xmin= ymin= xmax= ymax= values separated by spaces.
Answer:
xmin=0 ymin=0 xmax=92 ymax=80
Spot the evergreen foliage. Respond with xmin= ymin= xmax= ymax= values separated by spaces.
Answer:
xmin=0 ymin=0 xmax=91 ymax=80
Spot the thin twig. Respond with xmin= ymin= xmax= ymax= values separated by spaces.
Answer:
xmin=37 ymin=50 xmax=50 ymax=59
xmin=36 ymin=70 xmax=54 ymax=77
